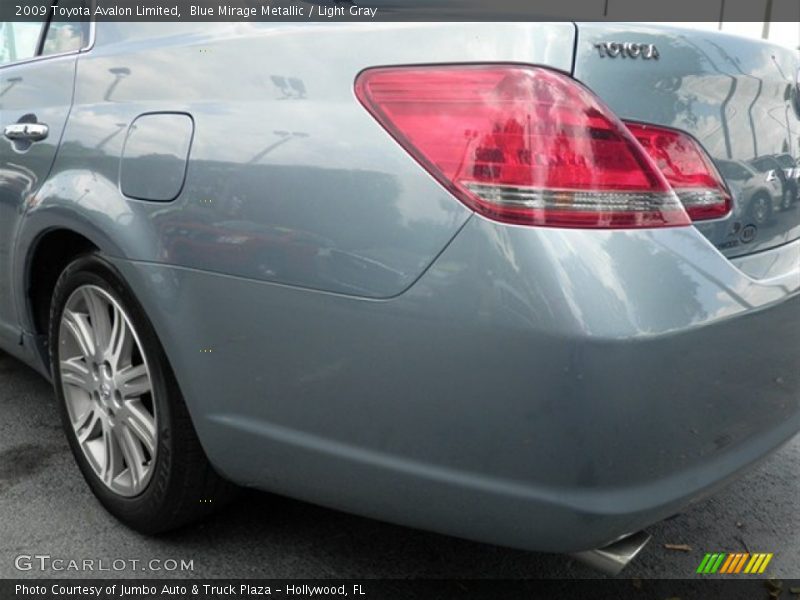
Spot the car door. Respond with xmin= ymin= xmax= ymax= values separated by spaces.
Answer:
xmin=0 ymin=2 xmax=88 ymax=347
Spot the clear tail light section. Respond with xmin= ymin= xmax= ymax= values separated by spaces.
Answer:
xmin=625 ymin=122 xmax=732 ymax=221
xmin=355 ymin=65 xmax=690 ymax=229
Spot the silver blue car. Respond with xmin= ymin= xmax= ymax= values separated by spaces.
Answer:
xmin=1 ymin=17 xmax=798 ymax=572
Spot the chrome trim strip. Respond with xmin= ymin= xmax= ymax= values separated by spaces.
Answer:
xmin=463 ymin=182 xmax=683 ymax=212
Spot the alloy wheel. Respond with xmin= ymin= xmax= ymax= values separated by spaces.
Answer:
xmin=58 ymin=284 xmax=157 ymax=497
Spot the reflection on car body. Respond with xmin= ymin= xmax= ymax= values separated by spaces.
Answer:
xmin=0 ymin=19 xmax=798 ymax=573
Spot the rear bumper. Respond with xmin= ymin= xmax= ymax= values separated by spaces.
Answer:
xmin=110 ymin=220 xmax=800 ymax=553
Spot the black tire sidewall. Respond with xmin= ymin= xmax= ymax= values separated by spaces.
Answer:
xmin=751 ymin=196 xmax=770 ymax=225
xmin=783 ymin=189 xmax=793 ymax=210
xmin=49 ymin=253 xmax=178 ymax=530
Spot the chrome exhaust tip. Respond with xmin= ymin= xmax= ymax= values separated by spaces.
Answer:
xmin=572 ymin=531 xmax=651 ymax=576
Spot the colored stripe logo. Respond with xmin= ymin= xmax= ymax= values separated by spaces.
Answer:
xmin=696 ymin=553 xmax=773 ymax=574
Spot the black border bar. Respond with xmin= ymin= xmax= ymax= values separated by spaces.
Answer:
xmin=4 ymin=579 xmax=800 ymax=600
xmin=3 ymin=0 xmax=800 ymax=22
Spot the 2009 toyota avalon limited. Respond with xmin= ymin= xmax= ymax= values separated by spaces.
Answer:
xmin=1 ymin=15 xmax=798 ymax=573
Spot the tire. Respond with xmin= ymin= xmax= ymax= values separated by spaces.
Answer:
xmin=749 ymin=194 xmax=771 ymax=225
xmin=49 ymin=252 xmax=237 ymax=533
xmin=782 ymin=188 xmax=795 ymax=210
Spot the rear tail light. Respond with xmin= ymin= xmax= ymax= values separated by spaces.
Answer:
xmin=355 ymin=64 xmax=690 ymax=229
xmin=625 ymin=122 xmax=731 ymax=221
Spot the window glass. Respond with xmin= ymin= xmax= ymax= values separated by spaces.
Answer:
xmin=0 ymin=22 xmax=44 ymax=66
xmin=717 ymin=160 xmax=752 ymax=181
xmin=41 ymin=0 xmax=87 ymax=56
xmin=41 ymin=21 xmax=85 ymax=56
xmin=767 ymin=21 xmax=800 ymax=52
xmin=769 ymin=0 xmax=800 ymax=51
xmin=720 ymin=22 xmax=765 ymax=41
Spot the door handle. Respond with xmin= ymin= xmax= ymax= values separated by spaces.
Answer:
xmin=4 ymin=122 xmax=49 ymax=142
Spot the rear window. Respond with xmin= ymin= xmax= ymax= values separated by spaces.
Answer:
xmin=716 ymin=161 xmax=752 ymax=181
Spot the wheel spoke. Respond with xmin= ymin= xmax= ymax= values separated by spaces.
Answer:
xmin=81 ymin=287 xmax=112 ymax=357
xmin=118 ymin=425 xmax=146 ymax=490
xmin=62 ymin=309 xmax=96 ymax=358
xmin=101 ymin=424 xmax=122 ymax=485
xmin=60 ymin=357 xmax=92 ymax=393
xmin=123 ymin=400 xmax=156 ymax=456
xmin=75 ymin=408 xmax=101 ymax=445
xmin=108 ymin=303 xmax=133 ymax=369
xmin=117 ymin=364 xmax=151 ymax=400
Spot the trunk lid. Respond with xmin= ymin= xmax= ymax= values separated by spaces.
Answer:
xmin=573 ymin=22 xmax=800 ymax=257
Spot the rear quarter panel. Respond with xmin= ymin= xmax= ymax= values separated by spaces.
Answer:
xmin=18 ymin=22 xmax=576 ymax=303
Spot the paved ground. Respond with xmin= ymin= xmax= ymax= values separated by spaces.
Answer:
xmin=0 ymin=348 xmax=797 ymax=582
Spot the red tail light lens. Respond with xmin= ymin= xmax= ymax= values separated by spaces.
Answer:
xmin=625 ymin=122 xmax=732 ymax=221
xmin=355 ymin=65 xmax=689 ymax=229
